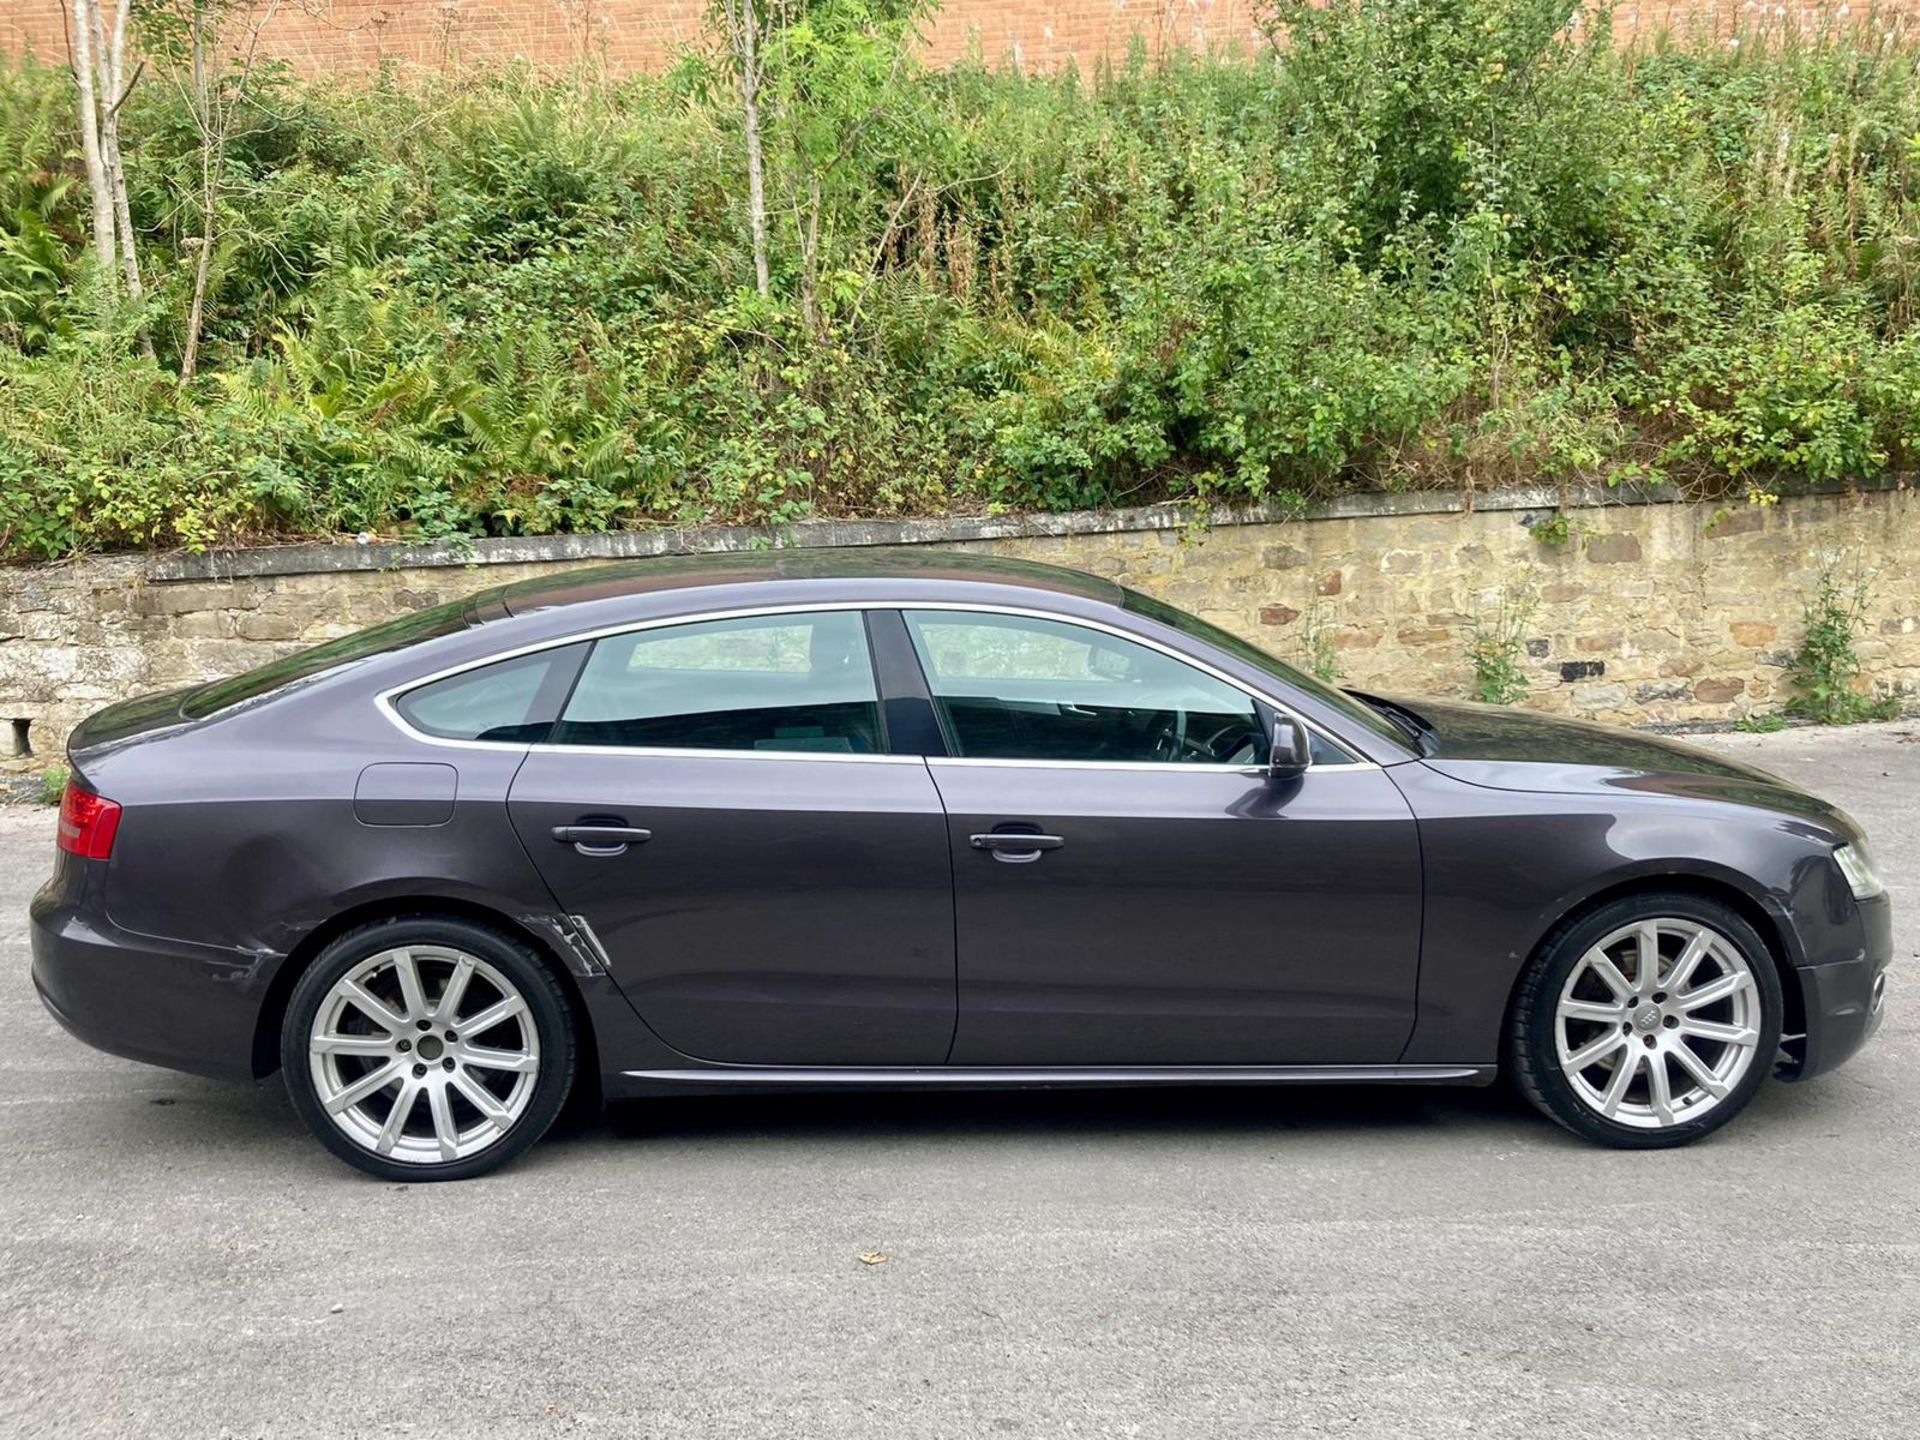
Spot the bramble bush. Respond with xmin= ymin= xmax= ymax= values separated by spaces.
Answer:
xmin=1 ymin=1 xmax=1918 ymax=559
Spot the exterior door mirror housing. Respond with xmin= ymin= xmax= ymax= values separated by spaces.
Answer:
xmin=1268 ymin=717 xmax=1311 ymax=780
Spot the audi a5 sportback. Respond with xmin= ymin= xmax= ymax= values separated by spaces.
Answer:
xmin=31 ymin=551 xmax=1891 ymax=1179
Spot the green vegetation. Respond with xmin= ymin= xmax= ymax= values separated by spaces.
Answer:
xmin=1529 ymin=512 xmax=1587 ymax=550
xmin=1734 ymin=714 xmax=1789 ymax=733
xmin=37 ymin=766 xmax=67 ymax=805
xmin=1465 ymin=586 xmax=1537 ymax=705
xmin=3 ymin=2 xmax=1920 ymax=561
xmin=1298 ymin=599 xmax=1338 ymax=684
xmin=1786 ymin=570 xmax=1900 ymax=724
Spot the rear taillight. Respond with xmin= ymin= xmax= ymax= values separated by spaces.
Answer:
xmin=57 ymin=782 xmax=122 ymax=861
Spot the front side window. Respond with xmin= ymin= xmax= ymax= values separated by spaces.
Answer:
xmin=903 ymin=611 xmax=1268 ymax=766
xmin=551 ymin=610 xmax=884 ymax=754
xmin=1122 ymin=587 xmax=1410 ymax=753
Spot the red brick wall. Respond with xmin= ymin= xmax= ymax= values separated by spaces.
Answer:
xmin=2 ymin=1 xmax=1913 ymax=75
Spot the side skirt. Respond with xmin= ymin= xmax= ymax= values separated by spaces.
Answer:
xmin=610 ymin=1063 xmax=1496 ymax=1098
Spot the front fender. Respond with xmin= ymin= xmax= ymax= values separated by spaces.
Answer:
xmin=1387 ymin=762 xmax=1851 ymax=1066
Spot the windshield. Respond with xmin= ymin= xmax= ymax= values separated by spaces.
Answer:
xmin=1120 ymin=588 xmax=1413 ymax=751
xmin=180 ymin=594 xmax=479 ymax=718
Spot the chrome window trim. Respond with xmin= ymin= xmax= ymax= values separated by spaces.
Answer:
xmin=374 ymin=599 xmax=1375 ymax=771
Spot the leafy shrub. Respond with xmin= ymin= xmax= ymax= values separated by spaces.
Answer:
xmin=1 ymin=6 xmax=1919 ymax=559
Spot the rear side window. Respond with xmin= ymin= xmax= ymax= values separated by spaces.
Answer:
xmin=395 ymin=645 xmax=584 ymax=742
xmin=551 ymin=611 xmax=884 ymax=755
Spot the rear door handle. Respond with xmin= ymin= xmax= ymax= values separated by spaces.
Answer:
xmin=969 ymin=832 xmax=1065 ymax=863
xmin=552 ymin=824 xmax=652 ymax=857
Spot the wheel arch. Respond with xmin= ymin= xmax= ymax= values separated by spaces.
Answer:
xmin=251 ymin=895 xmax=602 ymax=1090
xmin=1499 ymin=869 xmax=1806 ymax=1057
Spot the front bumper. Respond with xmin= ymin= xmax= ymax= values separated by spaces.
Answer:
xmin=1785 ymin=894 xmax=1892 ymax=1082
xmin=30 ymin=881 xmax=278 ymax=1083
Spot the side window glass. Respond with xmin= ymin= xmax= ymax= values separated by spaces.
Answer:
xmin=396 ymin=648 xmax=573 ymax=742
xmin=903 ymin=611 xmax=1266 ymax=765
xmin=553 ymin=610 xmax=883 ymax=755
xmin=1309 ymin=731 xmax=1355 ymax=766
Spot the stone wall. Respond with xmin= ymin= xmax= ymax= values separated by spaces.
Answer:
xmin=3 ymin=481 xmax=1917 ymax=772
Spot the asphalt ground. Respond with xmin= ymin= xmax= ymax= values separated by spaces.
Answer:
xmin=2 ymin=722 xmax=1915 ymax=1439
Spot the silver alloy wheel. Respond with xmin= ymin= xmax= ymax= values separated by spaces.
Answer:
xmin=308 ymin=945 xmax=540 ymax=1164
xmin=1553 ymin=918 xmax=1762 ymax=1130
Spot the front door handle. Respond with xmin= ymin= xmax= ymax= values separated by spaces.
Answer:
xmin=969 ymin=831 xmax=1065 ymax=863
xmin=552 ymin=824 xmax=652 ymax=857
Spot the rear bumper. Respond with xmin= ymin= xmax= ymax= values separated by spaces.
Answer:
xmin=1786 ymin=895 xmax=1892 ymax=1083
xmin=30 ymin=881 xmax=276 ymax=1083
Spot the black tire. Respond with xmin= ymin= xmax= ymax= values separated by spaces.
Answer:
xmin=282 ymin=915 xmax=577 ymax=1181
xmin=1508 ymin=892 xmax=1783 ymax=1149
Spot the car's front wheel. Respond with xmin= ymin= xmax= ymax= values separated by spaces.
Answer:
xmin=1509 ymin=893 xmax=1783 ymax=1148
xmin=282 ymin=916 xmax=577 ymax=1181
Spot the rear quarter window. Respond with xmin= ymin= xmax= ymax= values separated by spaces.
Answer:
xmin=394 ymin=645 xmax=587 ymax=742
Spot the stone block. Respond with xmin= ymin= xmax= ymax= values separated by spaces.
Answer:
xmin=1572 ymin=683 xmax=1629 ymax=710
xmin=1585 ymin=533 xmax=1643 ymax=564
xmin=1634 ymin=681 xmax=1690 ymax=702
xmin=1706 ymin=507 xmax=1766 ymax=537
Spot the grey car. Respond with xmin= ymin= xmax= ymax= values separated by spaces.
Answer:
xmin=30 ymin=551 xmax=1892 ymax=1179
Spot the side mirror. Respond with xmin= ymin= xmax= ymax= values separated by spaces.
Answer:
xmin=1267 ymin=717 xmax=1311 ymax=781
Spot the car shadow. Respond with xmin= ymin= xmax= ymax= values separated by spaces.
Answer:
xmin=578 ymin=1078 xmax=1546 ymax=1147
xmin=105 ymin=1062 xmax=1869 ymax=1173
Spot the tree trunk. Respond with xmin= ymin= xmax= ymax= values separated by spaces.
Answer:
xmin=97 ymin=0 xmax=141 ymax=298
xmin=732 ymin=0 xmax=771 ymax=299
xmin=95 ymin=0 xmax=154 ymax=357
xmin=179 ymin=3 xmax=216 ymax=384
xmin=67 ymin=0 xmax=119 ymax=282
xmin=799 ymin=173 xmax=822 ymax=337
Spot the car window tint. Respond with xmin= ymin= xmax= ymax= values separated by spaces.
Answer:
xmin=903 ymin=611 xmax=1267 ymax=766
xmin=396 ymin=649 xmax=572 ymax=742
xmin=552 ymin=611 xmax=883 ymax=755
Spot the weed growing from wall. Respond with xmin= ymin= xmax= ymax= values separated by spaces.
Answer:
xmin=1465 ymin=588 xmax=1536 ymax=705
xmin=1786 ymin=570 xmax=1899 ymax=725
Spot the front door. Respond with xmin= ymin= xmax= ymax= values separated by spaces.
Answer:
xmin=507 ymin=608 xmax=955 ymax=1066
xmin=898 ymin=608 xmax=1423 ymax=1066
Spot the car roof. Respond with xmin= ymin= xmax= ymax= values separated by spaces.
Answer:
xmin=496 ymin=547 xmax=1126 ymax=617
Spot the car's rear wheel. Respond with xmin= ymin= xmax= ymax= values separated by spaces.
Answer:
xmin=1509 ymin=893 xmax=1783 ymax=1148
xmin=282 ymin=917 xmax=576 ymax=1181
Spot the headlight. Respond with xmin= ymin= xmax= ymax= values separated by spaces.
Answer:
xmin=1834 ymin=843 xmax=1886 ymax=902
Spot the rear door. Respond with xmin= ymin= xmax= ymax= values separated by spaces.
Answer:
xmin=899 ymin=607 xmax=1424 ymax=1067
xmin=504 ymin=608 xmax=956 ymax=1066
